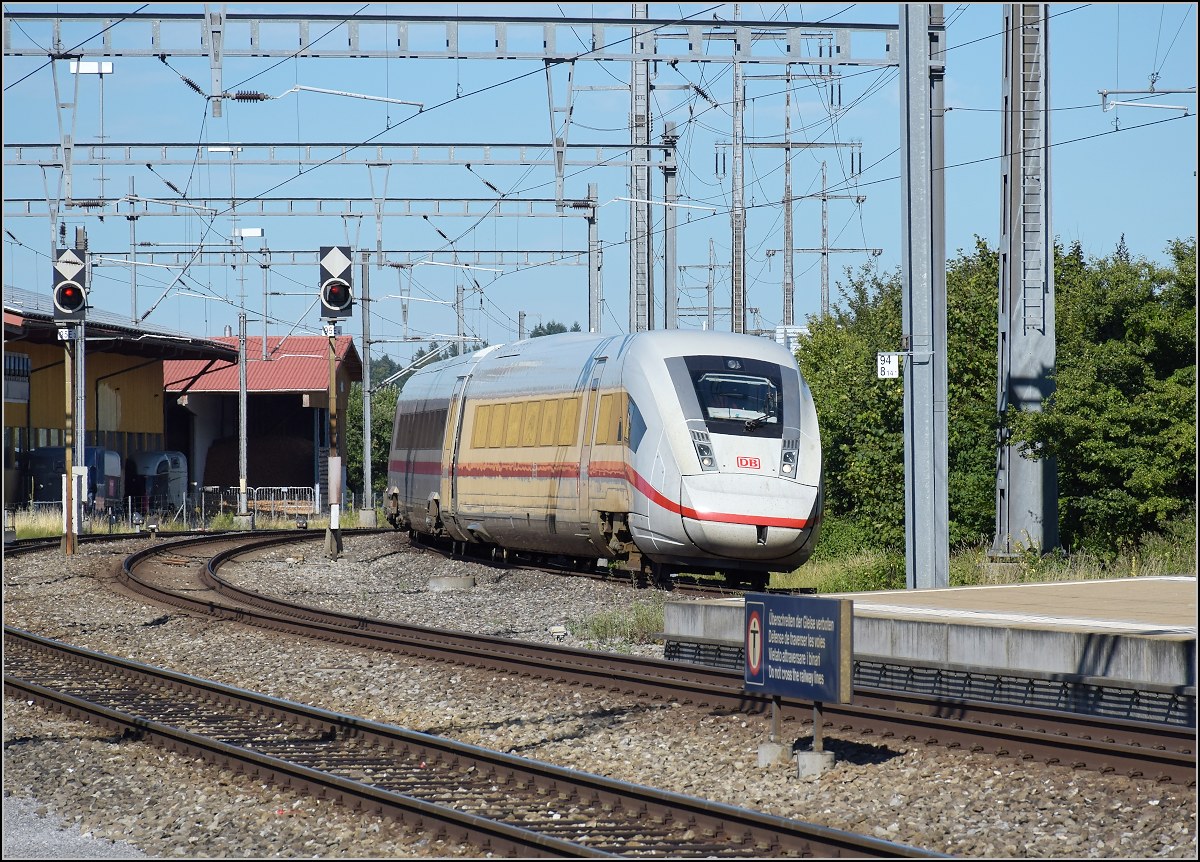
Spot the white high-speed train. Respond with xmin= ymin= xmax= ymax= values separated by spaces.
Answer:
xmin=385 ymin=330 xmax=822 ymax=585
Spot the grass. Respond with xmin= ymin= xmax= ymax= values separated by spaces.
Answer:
xmin=567 ymin=592 xmax=669 ymax=648
xmin=772 ymin=511 xmax=1197 ymax=593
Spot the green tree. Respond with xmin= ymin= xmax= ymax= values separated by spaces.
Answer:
xmin=797 ymin=238 xmax=1003 ymax=550
xmin=797 ymin=263 xmax=907 ymax=549
xmin=530 ymin=320 xmax=581 ymax=337
xmin=1007 ymin=237 xmax=1196 ymax=552
xmin=370 ymin=354 xmax=400 ymax=384
xmin=344 ymin=381 xmax=399 ymax=499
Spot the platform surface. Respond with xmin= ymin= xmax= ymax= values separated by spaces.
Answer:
xmin=835 ymin=576 xmax=1196 ymax=637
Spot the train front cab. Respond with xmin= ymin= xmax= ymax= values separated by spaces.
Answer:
xmin=623 ymin=336 xmax=822 ymax=576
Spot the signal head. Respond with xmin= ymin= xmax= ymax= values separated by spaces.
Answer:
xmin=52 ymin=280 xmax=87 ymax=322
xmin=320 ymin=278 xmax=353 ymax=319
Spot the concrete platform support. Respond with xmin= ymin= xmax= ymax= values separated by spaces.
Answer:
xmin=429 ymin=575 xmax=475 ymax=592
xmin=795 ymin=750 xmax=835 ymax=778
xmin=663 ymin=580 xmax=1197 ymax=690
xmin=757 ymin=741 xmax=790 ymax=768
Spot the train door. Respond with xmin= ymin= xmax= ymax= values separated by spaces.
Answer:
xmin=577 ymin=356 xmax=607 ymax=538
xmin=440 ymin=373 xmax=471 ymax=539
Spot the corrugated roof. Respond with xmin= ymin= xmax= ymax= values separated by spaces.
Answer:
xmin=4 ymin=286 xmax=239 ymax=362
xmin=163 ymin=335 xmax=362 ymax=393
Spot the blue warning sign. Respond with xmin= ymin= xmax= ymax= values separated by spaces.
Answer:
xmin=743 ymin=593 xmax=854 ymax=703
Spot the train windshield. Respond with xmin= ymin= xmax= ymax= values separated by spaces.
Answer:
xmin=693 ymin=372 xmax=780 ymax=423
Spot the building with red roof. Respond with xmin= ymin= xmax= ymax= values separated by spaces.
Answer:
xmin=4 ymin=286 xmax=237 ymax=510
xmin=163 ymin=335 xmax=362 ymax=492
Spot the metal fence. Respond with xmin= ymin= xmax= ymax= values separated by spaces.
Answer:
xmin=10 ymin=485 xmax=367 ymax=533
xmin=195 ymin=486 xmax=319 ymax=522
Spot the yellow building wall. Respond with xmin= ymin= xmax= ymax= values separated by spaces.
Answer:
xmin=7 ymin=343 xmax=164 ymax=435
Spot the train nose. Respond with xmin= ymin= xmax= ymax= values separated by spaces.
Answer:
xmin=677 ymin=473 xmax=820 ymax=561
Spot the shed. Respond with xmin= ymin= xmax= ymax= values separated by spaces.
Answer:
xmin=162 ymin=335 xmax=362 ymax=491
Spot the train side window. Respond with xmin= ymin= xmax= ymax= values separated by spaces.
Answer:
xmin=627 ymin=398 xmax=647 ymax=451
xmin=432 ymin=408 xmax=451 ymax=446
xmin=522 ymin=401 xmax=542 ymax=447
xmin=540 ymin=399 xmax=560 ymax=446
xmin=504 ymin=402 xmax=524 ymax=447
xmin=559 ymin=397 xmax=581 ymax=445
xmin=595 ymin=392 xmax=626 ymax=445
xmin=487 ymin=404 xmax=507 ymax=448
xmin=596 ymin=394 xmax=614 ymax=444
xmin=472 ymin=404 xmax=490 ymax=449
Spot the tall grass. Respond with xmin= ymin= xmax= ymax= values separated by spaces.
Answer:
xmin=568 ymin=593 xmax=668 ymax=647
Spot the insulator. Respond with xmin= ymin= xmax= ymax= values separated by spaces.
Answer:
xmin=181 ymin=76 xmax=206 ymax=97
xmin=234 ymin=90 xmax=270 ymax=101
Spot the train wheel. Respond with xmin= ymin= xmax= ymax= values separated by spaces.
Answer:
xmin=650 ymin=563 xmax=676 ymax=591
xmin=745 ymin=571 xmax=769 ymax=591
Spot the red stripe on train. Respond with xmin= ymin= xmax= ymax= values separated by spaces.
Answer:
xmin=388 ymin=457 xmax=812 ymax=529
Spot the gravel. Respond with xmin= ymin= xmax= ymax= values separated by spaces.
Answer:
xmin=3 ymin=531 xmax=1196 ymax=858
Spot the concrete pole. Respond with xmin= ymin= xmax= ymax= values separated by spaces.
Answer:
xmin=261 ymin=250 xmax=270 ymax=360
xmin=61 ymin=338 xmax=76 ymax=555
xmin=587 ymin=183 xmax=601 ymax=332
xmin=128 ymin=177 xmax=138 ymax=324
xmin=359 ymin=251 xmax=377 ymax=525
xmin=236 ymin=310 xmax=249 ymax=520
xmin=821 ymin=162 xmax=830 ymax=318
xmin=662 ymin=122 xmax=678 ymax=330
xmin=325 ymin=330 xmax=343 ymax=560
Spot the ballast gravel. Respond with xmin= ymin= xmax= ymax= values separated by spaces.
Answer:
xmin=3 ymin=531 xmax=1196 ymax=859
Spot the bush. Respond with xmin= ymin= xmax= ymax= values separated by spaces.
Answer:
xmin=808 ymin=513 xmax=893 ymax=559
xmin=569 ymin=595 xmax=666 ymax=645
xmin=810 ymin=551 xmax=906 ymax=593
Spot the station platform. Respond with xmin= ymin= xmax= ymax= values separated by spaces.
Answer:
xmin=662 ymin=576 xmax=1197 ymax=724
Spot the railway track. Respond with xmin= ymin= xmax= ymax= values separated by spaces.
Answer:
xmin=408 ymin=530 xmax=813 ymax=599
xmin=4 ymin=626 xmax=942 ymax=858
xmin=109 ymin=531 xmax=1195 ymax=787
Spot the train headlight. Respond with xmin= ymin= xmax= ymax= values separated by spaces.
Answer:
xmin=780 ymin=448 xmax=797 ymax=478
xmin=694 ymin=441 xmax=718 ymax=471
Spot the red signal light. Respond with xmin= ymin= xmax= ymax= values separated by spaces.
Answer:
xmin=53 ymin=281 xmax=87 ymax=315
xmin=320 ymin=278 xmax=353 ymax=315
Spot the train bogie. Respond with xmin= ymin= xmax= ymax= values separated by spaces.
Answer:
xmin=386 ymin=330 xmax=822 ymax=581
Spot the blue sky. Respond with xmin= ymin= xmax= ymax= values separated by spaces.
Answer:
xmin=3 ymin=3 xmax=1195 ymax=367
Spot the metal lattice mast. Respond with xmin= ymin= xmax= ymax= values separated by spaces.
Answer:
xmin=992 ymin=3 xmax=1058 ymax=557
xmin=630 ymin=3 xmax=652 ymax=332
xmin=783 ymin=68 xmax=794 ymax=327
xmin=899 ymin=4 xmax=948 ymax=590
xmin=731 ymin=12 xmax=746 ymax=334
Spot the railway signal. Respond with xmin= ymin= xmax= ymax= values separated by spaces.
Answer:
xmin=52 ymin=248 xmax=88 ymax=323
xmin=319 ymin=245 xmax=354 ymax=320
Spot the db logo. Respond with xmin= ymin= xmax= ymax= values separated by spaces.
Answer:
xmin=736 ymin=456 xmax=761 ymax=469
